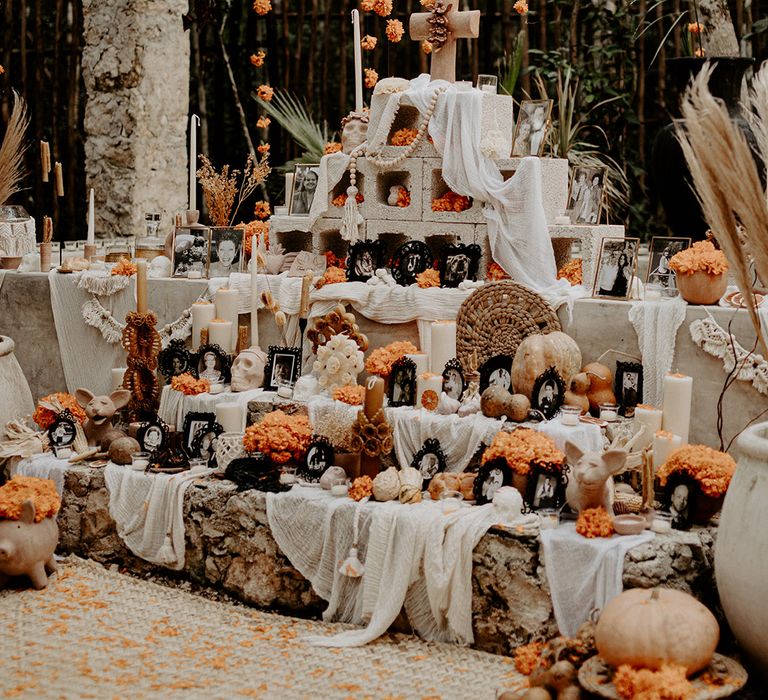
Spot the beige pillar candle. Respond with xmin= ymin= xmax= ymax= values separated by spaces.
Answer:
xmin=216 ymin=402 xmax=245 ymax=433
xmin=136 ymin=259 xmax=148 ymax=313
xmin=406 ymin=352 xmax=429 ymax=377
xmin=191 ymin=301 xmax=216 ymax=350
xmin=634 ymin=404 xmax=663 ymax=450
xmin=54 ymin=162 xmax=64 ymax=197
xmin=662 ymin=373 xmax=693 ymax=444
xmin=416 ymin=372 xmax=443 ymax=411
xmin=429 ymin=320 xmax=457 ymax=375
xmin=299 ymin=271 xmax=313 ymax=319
xmin=215 ymin=286 xmax=240 ymax=351
xmin=111 ymin=368 xmax=127 ymax=391
xmin=40 ymin=141 xmax=51 ymax=182
xmin=250 ymin=234 xmax=259 ymax=348
xmin=208 ymin=319 xmax=233 ymax=353
xmin=653 ymin=430 xmax=683 ymax=471
xmin=360 ymin=375 xmax=385 ymax=479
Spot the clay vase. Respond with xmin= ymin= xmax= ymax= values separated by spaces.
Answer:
xmin=715 ymin=422 xmax=768 ymax=678
xmin=334 ymin=451 xmax=361 ymax=479
xmin=0 ymin=256 xmax=21 ymax=270
xmin=676 ymin=270 xmax=728 ymax=305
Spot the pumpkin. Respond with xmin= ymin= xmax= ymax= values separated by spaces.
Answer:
xmin=583 ymin=361 xmax=616 ymax=413
xmin=481 ymin=386 xmax=530 ymax=422
xmin=564 ymin=372 xmax=590 ymax=414
xmin=512 ymin=332 xmax=582 ymax=400
xmin=595 ymin=587 xmax=719 ymax=675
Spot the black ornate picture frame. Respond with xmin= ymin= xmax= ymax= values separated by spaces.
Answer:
xmin=524 ymin=465 xmax=568 ymax=512
xmin=159 ymin=339 xmax=194 ymax=382
xmin=182 ymin=412 xmax=216 ymax=454
xmin=479 ymin=354 xmax=514 ymax=394
xmin=531 ymin=367 xmax=566 ymax=420
xmin=388 ymin=356 xmax=417 ymax=407
xmin=190 ymin=421 xmax=224 ymax=467
xmin=298 ymin=437 xmax=335 ymax=483
xmin=136 ymin=417 xmax=170 ymax=456
xmin=473 ymin=458 xmax=514 ymax=505
xmin=48 ymin=409 xmax=78 ymax=458
xmin=410 ymin=438 xmax=447 ymax=487
xmin=615 ymin=361 xmax=643 ymax=417
xmin=194 ymin=343 xmax=232 ymax=384
xmin=440 ymin=243 xmax=482 ymax=288
xmin=661 ymin=472 xmax=696 ymax=531
xmin=390 ymin=241 xmax=434 ymax=286
xmin=265 ymin=345 xmax=302 ymax=391
xmin=346 ymin=240 xmax=387 ymax=282
xmin=442 ymin=358 xmax=466 ymax=401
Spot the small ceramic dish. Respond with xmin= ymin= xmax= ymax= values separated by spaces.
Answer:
xmin=613 ymin=513 xmax=647 ymax=535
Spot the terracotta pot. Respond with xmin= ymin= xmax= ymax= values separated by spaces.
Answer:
xmin=512 ymin=472 xmax=529 ymax=496
xmin=691 ymin=491 xmax=724 ymax=525
xmin=334 ymin=451 xmax=361 ymax=479
xmin=0 ymin=256 xmax=22 ymax=270
xmin=716 ymin=422 xmax=768 ymax=678
xmin=676 ymin=270 xmax=728 ymax=305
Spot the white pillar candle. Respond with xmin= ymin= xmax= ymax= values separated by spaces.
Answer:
xmin=285 ymin=173 xmax=294 ymax=205
xmin=189 ymin=114 xmax=199 ymax=211
xmin=661 ymin=373 xmax=693 ymax=444
xmin=429 ymin=321 xmax=457 ymax=375
xmin=191 ymin=301 xmax=216 ymax=350
xmin=416 ymin=373 xmax=443 ymax=411
xmin=87 ymin=188 xmax=95 ymax=245
xmin=634 ymin=404 xmax=663 ymax=450
xmin=653 ymin=430 xmax=683 ymax=471
xmin=208 ymin=319 xmax=233 ymax=354
xmin=111 ymin=368 xmax=127 ymax=391
xmin=250 ymin=235 xmax=260 ymax=348
xmin=215 ymin=286 xmax=240 ymax=351
xmin=406 ymin=353 xmax=429 ymax=377
xmin=136 ymin=259 xmax=148 ymax=314
xmin=352 ymin=9 xmax=363 ymax=112
xmin=216 ymin=402 xmax=245 ymax=433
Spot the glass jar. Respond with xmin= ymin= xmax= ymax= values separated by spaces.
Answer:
xmin=105 ymin=243 xmax=131 ymax=263
xmin=135 ymin=237 xmax=165 ymax=261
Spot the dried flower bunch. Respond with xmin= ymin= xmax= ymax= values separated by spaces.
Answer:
xmin=482 ymin=427 xmax=565 ymax=476
xmin=33 ymin=393 xmax=86 ymax=430
xmin=576 ymin=506 xmax=615 ymax=538
xmin=613 ymin=663 xmax=693 ymax=700
xmin=364 ymin=68 xmax=379 ymax=89
xmin=416 ymin=268 xmax=440 ymax=288
xmin=657 ymin=444 xmax=736 ymax=498
xmin=364 ymin=341 xmax=419 ymax=378
xmin=386 ymin=19 xmax=405 ymax=42
xmin=312 ymin=402 xmax=357 ymax=451
xmin=243 ymin=410 xmax=312 ymax=464
xmin=170 ymin=373 xmax=210 ymax=396
xmin=557 ymin=258 xmax=583 ymax=286
xmin=315 ymin=266 xmax=347 ymax=289
xmin=0 ymin=92 xmax=29 ymax=206
xmin=197 ymin=156 xmax=239 ymax=227
xmin=432 ymin=191 xmax=471 ymax=212
xmin=391 ymin=128 xmax=418 ymax=147
xmin=333 ymin=385 xmax=366 ymax=406
xmin=0 ymin=476 xmax=60 ymax=522
xmin=111 ymin=258 xmax=137 ymax=277
xmin=669 ymin=240 xmax=729 ymax=276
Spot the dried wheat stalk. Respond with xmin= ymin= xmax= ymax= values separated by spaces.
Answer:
xmin=0 ymin=91 xmax=30 ymax=206
xmin=744 ymin=62 xmax=768 ymax=202
xmin=676 ymin=66 xmax=768 ymax=357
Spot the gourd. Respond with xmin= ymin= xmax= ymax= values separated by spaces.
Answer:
xmin=372 ymin=467 xmax=400 ymax=501
xmin=563 ymin=372 xmax=590 ymax=414
xmin=480 ymin=385 xmax=530 ymax=422
xmin=512 ymin=332 xmax=582 ymax=400
xmin=428 ymin=472 xmax=476 ymax=501
xmin=582 ymin=362 xmax=616 ymax=413
xmin=594 ymin=588 xmax=719 ymax=675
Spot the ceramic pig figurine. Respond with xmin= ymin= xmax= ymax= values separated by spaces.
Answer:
xmin=0 ymin=500 xmax=58 ymax=590
xmin=75 ymin=388 xmax=131 ymax=449
xmin=565 ymin=441 xmax=628 ymax=514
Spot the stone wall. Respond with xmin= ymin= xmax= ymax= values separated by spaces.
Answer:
xmin=56 ymin=463 xmax=719 ymax=656
xmin=81 ymin=0 xmax=189 ymax=239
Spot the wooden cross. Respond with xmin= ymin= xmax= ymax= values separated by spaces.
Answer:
xmin=410 ymin=2 xmax=481 ymax=83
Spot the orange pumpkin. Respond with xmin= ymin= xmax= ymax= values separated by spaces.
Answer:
xmin=595 ymin=588 xmax=719 ymax=675
xmin=583 ymin=361 xmax=616 ymax=413
xmin=512 ymin=332 xmax=582 ymax=400
xmin=564 ymin=372 xmax=590 ymax=414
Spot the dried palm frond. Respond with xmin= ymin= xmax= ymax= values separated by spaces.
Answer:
xmin=743 ymin=63 xmax=768 ymax=202
xmin=0 ymin=91 xmax=30 ymax=205
xmin=676 ymin=65 xmax=768 ymax=357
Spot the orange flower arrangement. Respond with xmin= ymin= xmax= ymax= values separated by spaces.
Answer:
xmin=513 ymin=641 xmax=546 ymax=675
xmin=391 ymin=128 xmax=418 ymax=147
xmin=364 ymin=68 xmax=379 ymax=89
xmin=111 ymin=258 xmax=137 ymax=276
xmin=432 ymin=191 xmax=471 ymax=212
xmin=243 ymin=410 xmax=313 ymax=465
xmin=557 ymin=258 xmax=583 ymax=286
xmin=257 ymin=143 xmax=270 ymax=156
xmin=254 ymin=200 xmax=271 ymax=220
xmin=256 ymin=116 xmax=271 ymax=129
xmin=514 ymin=0 xmax=529 ymax=14
xmin=421 ymin=40 xmax=434 ymax=54
xmin=386 ymin=18 xmax=404 ymax=42
xmin=170 ymin=373 xmax=210 ymax=396
xmin=250 ymin=51 xmax=266 ymax=68
xmin=391 ymin=185 xmax=411 ymax=208
xmin=33 ymin=393 xmax=86 ymax=429
xmin=613 ymin=663 xmax=693 ymax=700
xmin=252 ymin=0 xmax=272 ymax=15
xmin=324 ymin=251 xmax=345 ymax=269
xmin=373 ymin=0 xmax=393 ymax=17
xmin=331 ymin=191 xmax=364 ymax=207
xmin=482 ymin=428 xmax=565 ymax=476
xmin=333 ymin=385 xmax=366 ymax=406
xmin=0 ymin=476 xmax=61 ymax=522
xmin=256 ymin=85 xmax=274 ymax=102
xmin=315 ymin=266 xmax=347 ymax=289
xmin=657 ymin=444 xmax=736 ymax=498
xmin=361 ymin=0 xmax=375 ymax=10
xmin=349 ymin=475 xmax=374 ymax=501
xmin=486 ymin=262 xmax=509 ymax=281
xmin=576 ymin=506 xmax=615 ymax=538
xmin=669 ymin=240 xmax=729 ymax=277
xmin=416 ymin=268 xmax=440 ymax=288
xmin=241 ymin=220 xmax=270 ymax=257
xmin=365 ymin=341 xmax=419 ymax=378
xmin=361 ymin=35 xmax=377 ymax=51
xmin=324 ymin=142 xmax=343 ymax=155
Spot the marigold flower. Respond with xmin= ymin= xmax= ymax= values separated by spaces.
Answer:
xmin=0 ymin=476 xmax=60 ymax=522
xmin=315 ymin=266 xmax=348 ymax=289
xmin=420 ymin=0 xmax=436 ymax=8
xmin=349 ymin=475 xmax=374 ymax=501
xmin=669 ymin=240 xmax=728 ymax=276
xmin=324 ymin=142 xmax=343 ymax=155
xmin=111 ymin=258 xmax=137 ymax=276
xmin=33 ymin=393 xmax=87 ymax=430
xmin=324 ymin=251 xmax=345 ymax=269
xmin=422 ymin=40 xmax=434 ymax=55
xmin=395 ymin=186 xmax=411 ymax=208
xmin=256 ymin=116 xmax=271 ymax=129
xmin=257 ymin=143 xmax=270 ymax=156
xmin=416 ymin=268 xmax=440 ymax=288
xmin=361 ymin=35 xmax=378 ymax=51
xmin=391 ymin=128 xmax=418 ymax=146
xmin=170 ymin=373 xmax=210 ymax=396
xmin=613 ymin=663 xmax=692 ymax=699
xmin=0 ymin=65 xmax=5 ymax=76
xmin=386 ymin=19 xmax=405 ymax=42
xmin=373 ymin=0 xmax=393 ymax=17
xmin=557 ymin=258 xmax=583 ymax=286
xmin=482 ymin=427 xmax=565 ymax=476
xmin=250 ymin=50 xmax=266 ymax=67
xmin=333 ymin=385 xmax=365 ymax=406
xmin=361 ymin=0 xmax=375 ymax=10
xmin=576 ymin=506 xmax=615 ymax=538
xmin=252 ymin=0 xmax=272 ymax=15
xmin=257 ymin=84 xmax=274 ymax=102
xmin=486 ymin=261 xmax=509 ymax=281
xmin=364 ymin=68 xmax=379 ymax=89
xmin=254 ymin=200 xmax=271 ymax=220
xmin=514 ymin=641 xmax=547 ymax=675
xmin=431 ymin=191 xmax=471 ymax=212
xmin=242 ymin=410 xmax=312 ymax=463
xmin=514 ymin=0 xmax=528 ymax=14
xmin=657 ymin=443 xmax=736 ymax=498
xmin=688 ymin=22 xmax=704 ymax=34
xmin=365 ymin=341 xmax=419 ymax=378
xmin=241 ymin=221 xmax=270 ymax=256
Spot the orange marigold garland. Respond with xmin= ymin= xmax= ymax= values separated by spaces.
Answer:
xmin=170 ymin=373 xmax=211 ymax=396
xmin=33 ymin=393 xmax=86 ymax=430
xmin=252 ymin=0 xmax=272 ymax=14
xmin=373 ymin=0 xmax=393 ymax=16
xmin=250 ymin=50 xmax=266 ymax=67
xmin=613 ymin=663 xmax=693 ymax=700
xmin=364 ymin=68 xmax=379 ymax=89
xmin=513 ymin=641 xmax=546 ymax=675
xmin=385 ymin=18 xmax=404 ymax=42
xmin=111 ymin=258 xmax=137 ymax=276
xmin=333 ymin=385 xmax=366 ymax=406
xmin=331 ymin=191 xmax=364 ymax=208
xmin=256 ymin=116 xmax=271 ymax=129
xmin=416 ymin=268 xmax=440 ymax=288
xmin=391 ymin=128 xmax=418 ymax=146
xmin=315 ymin=266 xmax=347 ymax=289
xmin=243 ymin=410 xmax=312 ymax=464
xmin=576 ymin=506 xmax=615 ymax=538
xmin=482 ymin=427 xmax=565 ymax=476
xmin=669 ymin=240 xmax=729 ymax=277
xmin=0 ymin=476 xmax=61 ymax=522
xmin=364 ymin=341 xmax=419 ymax=378
xmin=557 ymin=258 xmax=583 ymax=286
xmin=361 ymin=35 xmax=377 ymax=51
xmin=256 ymin=85 xmax=274 ymax=102
xmin=324 ymin=142 xmax=343 ymax=155
xmin=253 ymin=200 xmax=271 ymax=220
xmin=432 ymin=191 xmax=471 ymax=212
xmin=657 ymin=444 xmax=736 ymax=498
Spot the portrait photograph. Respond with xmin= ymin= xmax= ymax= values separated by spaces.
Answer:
xmin=473 ymin=459 xmax=513 ymax=505
xmin=594 ymin=237 xmax=640 ymax=301
xmin=442 ymin=359 xmax=466 ymax=401
xmin=197 ymin=350 xmax=223 ymax=383
xmin=533 ymin=473 xmax=558 ymax=509
xmin=299 ymin=439 xmax=334 ymax=483
xmin=347 ymin=240 xmax=387 ymax=283
xmin=391 ymin=241 xmax=432 ymax=286
xmin=289 ymin=164 xmax=320 ymax=216
xmin=663 ymin=474 xmax=696 ymax=531
xmin=191 ymin=422 xmax=224 ymax=466
xmin=524 ymin=466 xmax=566 ymax=511
xmin=646 ymin=236 xmax=691 ymax=288
xmin=208 ymin=228 xmax=244 ymax=278
xmin=410 ymin=439 xmax=446 ymax=486
xmin=159 ymin=339 xmax=193 ymax=382
xmin=479 ymin=355 xmax=513 ymax=394
xmin=183 ymin=412 xmax=216 ymax=454
xmin=265 ymin=346 xmax=301 ymax=391
xmin=136 ymin=418 xmax=169 ymax=455
xmin=48 ymin=412 xmax=77 ymax=458
xmin=511 ymin=99 xmax=553 ymax=157
xmin=172 ymin=228 xmax=210 ymax=278
xmin=389 ymin=357 xmax=416 ymax=408
xmin=615 ymin=361 xmax=643 ymax=417
xmin=566 ymin=166 xmax=607 ymax=225
xmin=439 ymin=243 xmax=482 ymax=288
xmin=532 ymin=367 xmax=565 ymax=420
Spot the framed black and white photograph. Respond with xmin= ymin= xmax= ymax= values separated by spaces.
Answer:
xmin=439 ymin=243 xmax=482 ymax=288
xmin=389 ymin=356 xmax=417 ymax=408
xmin=646 ymin=236 xmax=691 ymax=289
xmin=299 ymin=438 xmax=334 ymax=483
xmin=511 ymin=99 xmax=553 ymax=157
xmin=390 ymin=241 xmax=433 ymax=286
xmin=159 ymin=339 xmax=194 ymax=382
xmin=288 ymin=164 xmax=321 ymax=216
xmin=442 ymin=358 xmax=466 ymax=401
xmin=265 ymin=345 xmax=302 ymax=391
xmin=525 ymin=466 xmax=567 ymax=511
xmin=531 ymin=367 xmax=565 ymax=420
xmin=662 ymin=473 xmax=696 ymax=531
xmin=479 ymin=355 xmax=514 ymax=394
xmin=566 ymin=166 xmax=607 ymax=225
xmin=473 ymin=459 xmax=513 ymax=505
xmin=410 ymin=438 xmax=447 ymax=486
xmin=48 ymin=410 xmax=77 ymax=458
xmin=182 ymin=412 xmax=216 ymax=454
xmin=172 ymin=227 xmax=210 ymax=278
xmin=195 ymin=343 xmax=232 ymax=384
xmin=593 ymin=237 xmax=640 ymax=301
xmin=208 ymin=227 xmax=244 ymax=277
xmin=136 ymin=417 xmax=169 ymax=455
xmin=190 ymin=421 xmax=224 ymax=466
xmin=615 ymin=361 xmax=643 ymax=418
xmin=346 ymin=240 xmax=387 ymax=282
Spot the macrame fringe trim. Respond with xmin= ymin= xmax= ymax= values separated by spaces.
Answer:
xmin=75 ymin=272 xmax=131 ymax=296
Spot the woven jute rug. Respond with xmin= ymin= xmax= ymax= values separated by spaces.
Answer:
xmin=0 ymin=556 xmax=526 ymax=699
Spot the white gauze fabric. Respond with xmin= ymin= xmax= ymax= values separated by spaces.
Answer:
xmin=157 ymin=385 xmax=266 ymax=432
xmin=11 ymin=453 xmax=68 ymax=496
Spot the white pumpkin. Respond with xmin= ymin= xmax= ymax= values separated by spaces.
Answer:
xmin=511 ymin=332 xmax=582 ymax=400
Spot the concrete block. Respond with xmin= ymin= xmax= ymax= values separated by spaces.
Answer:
xmin=422 ymin=159 xmax=485 ymax=224
xmin=548 ymin=223 xmax=625 ymax=293
xmin=494 ymin=157 xmax=569 ymax=224
xmin=357 ymin=157 xmax=423 ymax=222
xmin=324 ymin=169 xmax=368 ymax=220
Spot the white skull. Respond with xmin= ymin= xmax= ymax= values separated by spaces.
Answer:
xmin=148 ymin=255 xmax=172 ymax=279
xmin=387 ymin=186 xmax=401 ymax=206
xmin=231 ymin=346 xmax=268 ymax=392
xmin=341 ymin=113 xmax=369 ymax=155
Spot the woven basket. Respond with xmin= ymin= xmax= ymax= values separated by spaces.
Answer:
xmin=455 ymin=281 xmax=561 ymax=370
xmin=215 ymin=432 xmax=246 ymax=471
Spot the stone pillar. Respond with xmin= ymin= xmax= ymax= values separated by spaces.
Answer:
xmin=81 ymin=0 xmax=189 ymax=239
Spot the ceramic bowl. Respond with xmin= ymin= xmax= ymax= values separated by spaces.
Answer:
xmin=613 ymin=513 xmax=647 ymax=536
xmin=0 ymin=256 xmax=22 ymax=270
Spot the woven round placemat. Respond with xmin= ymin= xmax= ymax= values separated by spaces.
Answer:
xmin=578 ymin=654 xmax=747 ymax=699
xmin=455 ymin=281 xmax=561 ymax=370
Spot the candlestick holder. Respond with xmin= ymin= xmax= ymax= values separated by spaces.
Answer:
xmin=84 ymin=243 xmax=97 ymax=261
xmin=39 ymin=242 xmax=52 ymax=272
xmin=121 ymin=311 xmax=161 ymax=422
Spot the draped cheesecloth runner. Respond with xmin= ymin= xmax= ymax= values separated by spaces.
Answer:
xmin=267 ymin=487 xmax=537 ymax=647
